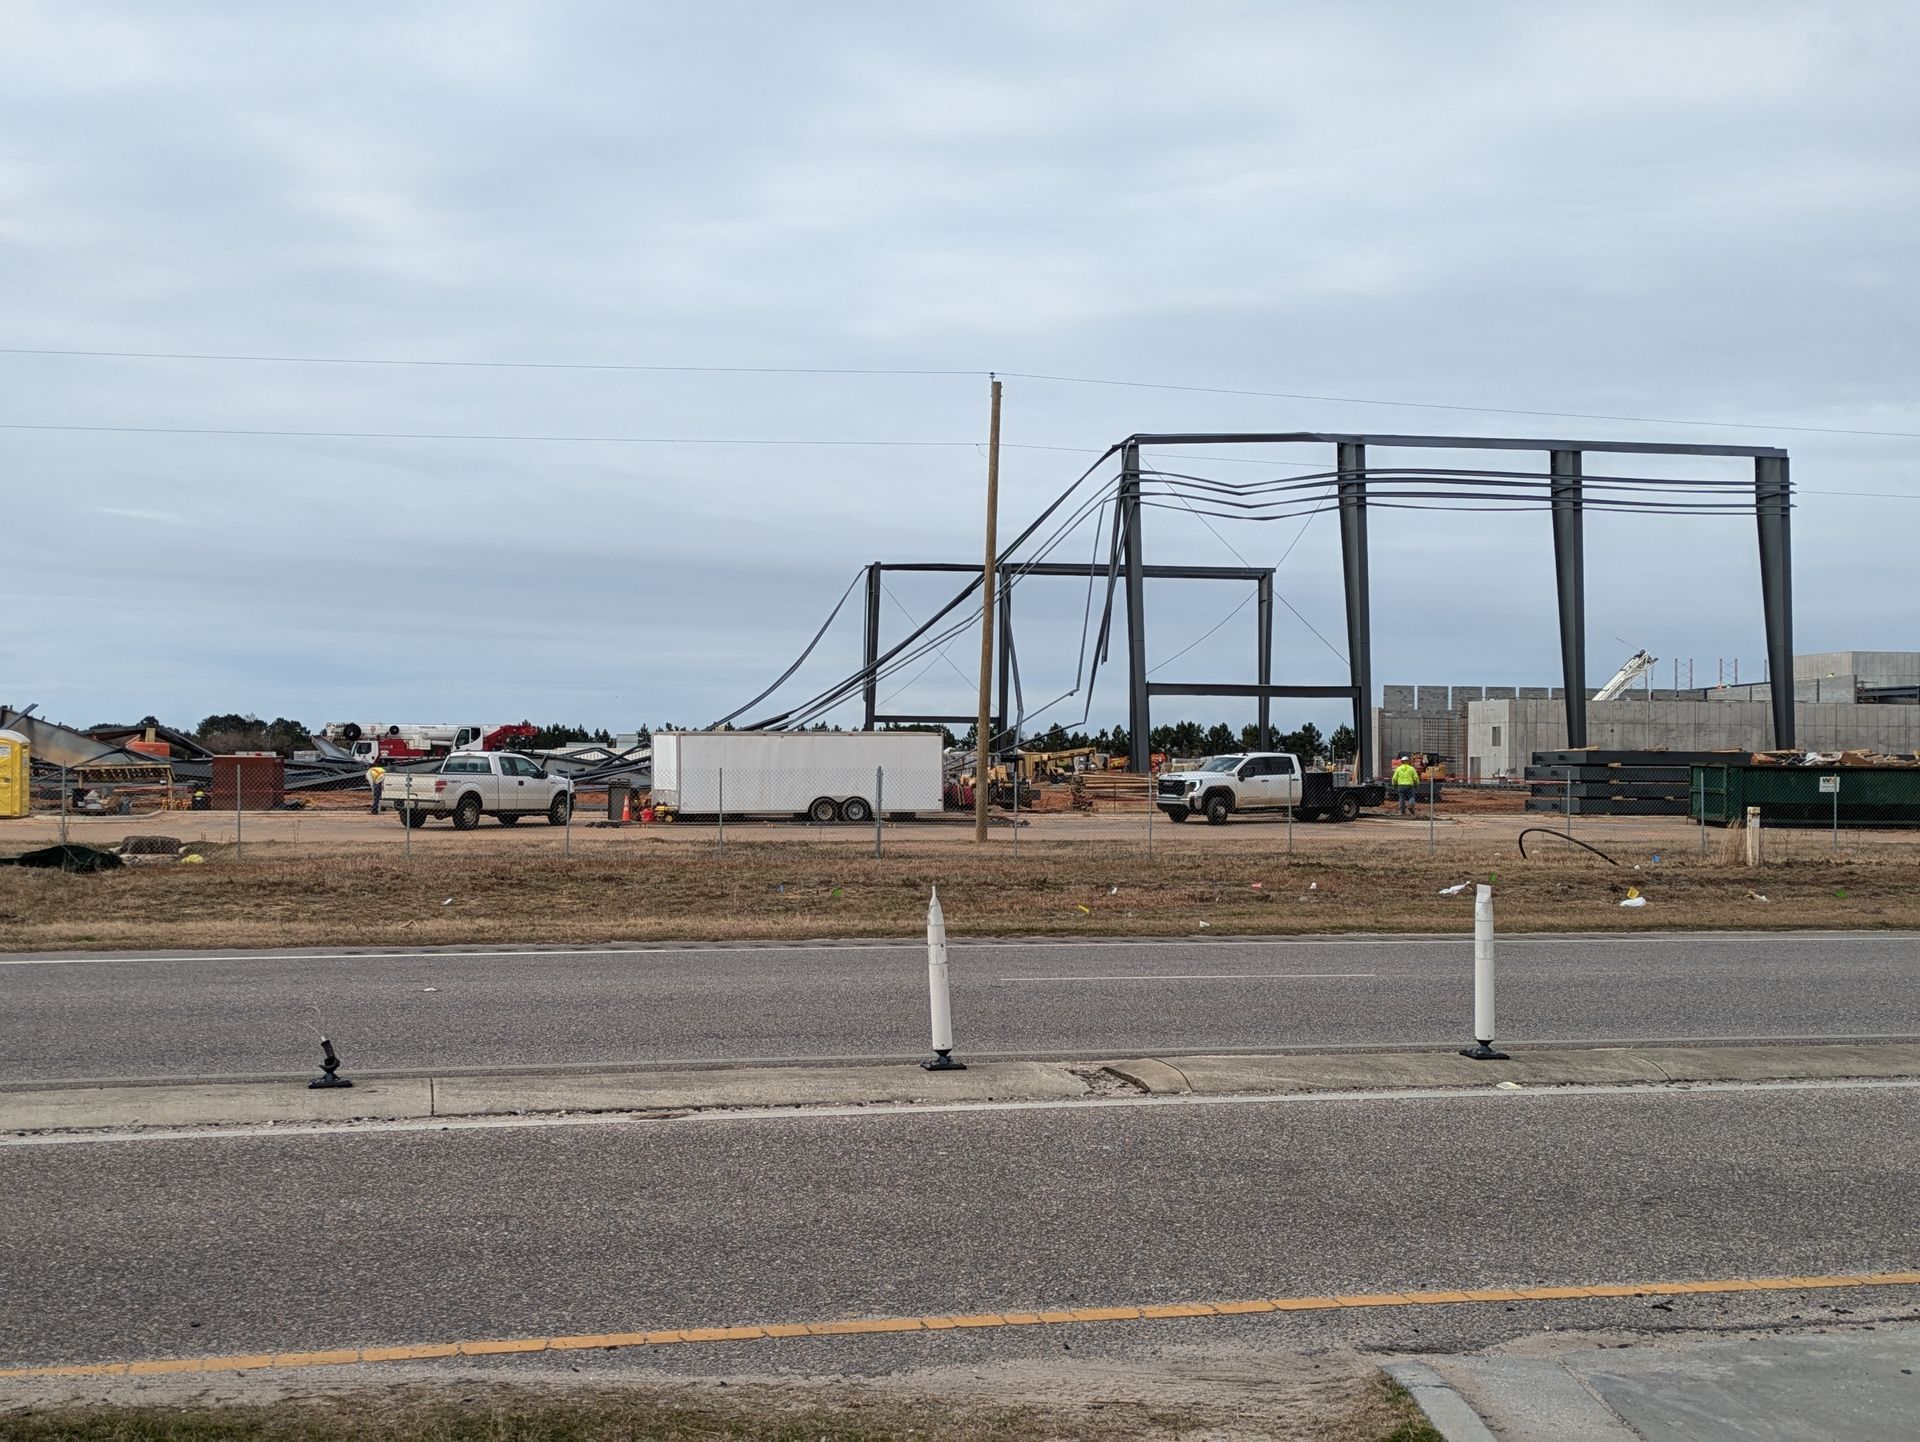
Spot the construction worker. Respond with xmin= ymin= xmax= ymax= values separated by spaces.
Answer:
xmin=368 ymin=762 xmax=387 ymax=815
xmin=1392 ymin=755 xmax=1420 ymax=816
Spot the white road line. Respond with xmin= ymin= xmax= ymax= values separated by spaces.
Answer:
xmin=0 ymin=932 xmax=1910 ymax=966
xmin=7 ymin=1076 xmax=1916 ymax=1148
xmin=1000 ymin=972 xmax=1379 ymax=982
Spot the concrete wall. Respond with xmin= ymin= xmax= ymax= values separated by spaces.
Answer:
xmin=1467 ymin=699 xmax=1920 ymax=776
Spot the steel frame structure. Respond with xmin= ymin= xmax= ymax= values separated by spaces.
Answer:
xmin=1120 ymin=432 xmax=1793 ymax=777
xmin=851 ymin=431 xmax=1793 ymax=780
xmin=862 ymin=560 xmax=1280 ymax=750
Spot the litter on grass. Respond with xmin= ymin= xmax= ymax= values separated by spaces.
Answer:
xmin=1439 ymin=882 xmax=1469 ymax=895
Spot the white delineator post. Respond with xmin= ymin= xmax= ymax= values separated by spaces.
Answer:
xmin=1459 ymin=883 xmax=1509 ymax=1060
xmin=921 ymin=886 xmax=965 ymax=1071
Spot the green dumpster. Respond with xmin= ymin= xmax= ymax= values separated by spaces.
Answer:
xmin=1691 ymin=764 xmax=1920 ymax=828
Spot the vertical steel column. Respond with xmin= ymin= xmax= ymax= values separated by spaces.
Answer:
xmin=1121 ymin=441 xmax=1150 ymax=774
xmin=1550 ymin=449 xmax=1588 ymax=749
xmin=861 ymin=562 xmax=882 ymax=730
xmin=1256 ymin=574 xmax=1274 ymax=749
xmin=1337 ymin=441 xmax=1373 ymax=781
xmin=1756 ymin=455 xmax=1796 ymax=748
xmin=996 ymin=566 xmax=1014 ymax=752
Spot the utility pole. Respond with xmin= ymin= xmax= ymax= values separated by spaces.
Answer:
xmin=974 ymin=376 xmax=1002 ymax=844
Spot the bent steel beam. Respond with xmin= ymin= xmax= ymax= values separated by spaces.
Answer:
xmin=1756 ymin=455 xmax=1795 ymax=748
xmin=1550 ymin=449 xmax=1588 ymax=749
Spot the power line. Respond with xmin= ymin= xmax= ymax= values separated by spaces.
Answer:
xmin=0 ymin=346 xmax=978 ymax=378
xmin=6 ymin=344 xmax=1917 ymax=441
xmin=0 ymin=421 xmax=994 ymax=448
xmin=1002 ymin=371 xmax=1920 ymax=442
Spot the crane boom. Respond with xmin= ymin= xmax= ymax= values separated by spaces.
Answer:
xmin=1593 ymin=649 xmax=1659 ymax=702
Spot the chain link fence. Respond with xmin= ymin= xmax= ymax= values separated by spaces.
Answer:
xmin=10 ymin=745 xmax=1918 ymax=871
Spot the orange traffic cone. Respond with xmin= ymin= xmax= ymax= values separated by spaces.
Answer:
xmin=621 ymin=794 xmax=632 ymax=823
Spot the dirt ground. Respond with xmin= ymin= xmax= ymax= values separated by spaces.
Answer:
xmin=0 ymin=1353 xmax=1434 ymax=1442
xmin=1 ymin=806 xmax=1913 ymax=952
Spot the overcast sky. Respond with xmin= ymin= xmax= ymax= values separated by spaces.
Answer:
xmin=4 ymin=1 xmax=1916 ymax=738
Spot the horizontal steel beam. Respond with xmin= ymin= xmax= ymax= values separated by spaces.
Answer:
xmin=1145 ymin=683 xmax=1360 ymax=699
xmin=1126 ymin=431 xmax=1786 ymax=459
xmin=871 ymin=713 xmax=981 ymax=727
xmin=875 ymin=561 xmax=1273 ymax=580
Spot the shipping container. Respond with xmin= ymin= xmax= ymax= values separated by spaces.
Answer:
xmin=650 ymin=731 xmax=944 ymax=822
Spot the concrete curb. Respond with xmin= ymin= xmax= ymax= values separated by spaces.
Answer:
xmin=4 ymin=1042 xmax=1917 ymax=1134
xmin=1382 ymin=1361 xmax=1499 ymax=1442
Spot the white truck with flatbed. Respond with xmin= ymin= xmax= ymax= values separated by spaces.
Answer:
xmin=651 ymin=729 xmax=944 ymax=823
xmin=388 ymin=751 xmax=574 ymax=829
xmin=1155 ymin=752 xmax=1386 ymax=825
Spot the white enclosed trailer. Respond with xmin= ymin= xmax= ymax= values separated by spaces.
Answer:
xmin=650 ymin=730 xmax=945 ymax=823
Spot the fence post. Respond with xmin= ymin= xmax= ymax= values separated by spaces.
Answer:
xmin=1745 ymin=805 xmax=1762 ymax=867
xmin=404 ymin=797 xmax=412 ymax=862
xmin=59 ymin=765 xmax=69 ymax=846
xmin=921 ymin=886 xmax=965 ymax=1070
xmin=235 ymin=771 xmax=243 ymax=860
xmin=1563 ymin=765 xmax=1572 ymax=837
xmin=564 ymin=780 xmax=573 ymax=860
xmin=1459 ymin=884 xmax=1508 ymax=1059
xmin=1145 ymin=771 xmax=1153 ymax=856
xmin=874 ymin=765 xmax=884 ymax=859
xmin=1428 ymin=776 xmax=1436 ymax=856
xmin=717 ymin=767 xmax=725 ymax=854
xmin=1011 ymin=765 xmax=1019 ymax=858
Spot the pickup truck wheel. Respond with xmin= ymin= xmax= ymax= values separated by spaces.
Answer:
xmin=452 ymin=794 xmax=482 ymax=831
xmin=547 ymin=794 xmax=571 ymax=826
xmin=840 ymin=796 xmax=872 ymax=824
xmin=808 ymin=796 xmax=840 ymax=824
xmin=399 ymin=808 xmax=431 ymax=829
xmin=1204 ymin=792 xmax=1233 ymax=825
xmin=495 ymin=813 xmax=521 ymax=825
xmin=1335 ymin=791 xmax=1362 ymax=822
xmin=1295 ymin=807 xmax=1322 ymax=822
xmin=1160 ymin=807 xmax=1189 ymax=823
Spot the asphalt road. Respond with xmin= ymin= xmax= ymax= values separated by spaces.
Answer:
xmin=3 ymin=1083 xmax=1916 ymax=1372
xmin=3 ymin=932 xmax=1917 ymax=1084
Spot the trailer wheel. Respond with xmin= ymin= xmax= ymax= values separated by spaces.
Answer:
xmin=452 ymin=794 xmax=482 ymax=831
xmin=1204 ymin=792 xmax=1233 ymax=825
xmin=808 ymin=796 xmax=841 ymax=824
xmin=840 ymin=796 xmax=872 ymax=824
xmin=548 ymin=794 xmax=571 ymax=826
xmin=1160 ymin=807 xmax=1189 ymax=823
xmin=1335 ymin=791 xmax=1362 ymax=822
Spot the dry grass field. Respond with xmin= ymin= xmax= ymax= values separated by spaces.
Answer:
xmin=3 ymin=817 xmax=1914 ymax=952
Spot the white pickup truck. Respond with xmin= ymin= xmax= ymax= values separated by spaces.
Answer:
xmin=387 ymin=751 xmax=574 ymax=830
xmin=1155 ymin=752 xmax=1386 ymax=825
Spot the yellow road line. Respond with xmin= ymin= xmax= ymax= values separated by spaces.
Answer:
xmin=5 ymin=1271 xmax=1916 ymax=1381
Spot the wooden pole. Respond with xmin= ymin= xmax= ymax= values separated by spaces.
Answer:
xmin=974 ymin=377 xmax=1003 ymax=844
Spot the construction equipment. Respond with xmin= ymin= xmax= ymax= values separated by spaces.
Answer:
xmin=1593 ymin=649 xmax=1659 ymax=702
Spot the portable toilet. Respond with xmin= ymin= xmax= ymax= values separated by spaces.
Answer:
xmin=0 ymin=729 xmax=28 ymax=819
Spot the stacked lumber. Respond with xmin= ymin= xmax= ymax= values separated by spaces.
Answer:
xmin=1073 ymin=773 xmax=1153 ymax=812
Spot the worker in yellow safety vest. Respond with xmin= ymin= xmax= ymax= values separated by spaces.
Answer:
xmin=368 ymin=763 xmax=387 ymax=815
xmin=1391 ymin=756 xmax=1420 ymax=816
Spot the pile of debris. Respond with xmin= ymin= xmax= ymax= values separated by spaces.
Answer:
xmin=1747 ymin=749 xmax=1920 ymax=768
